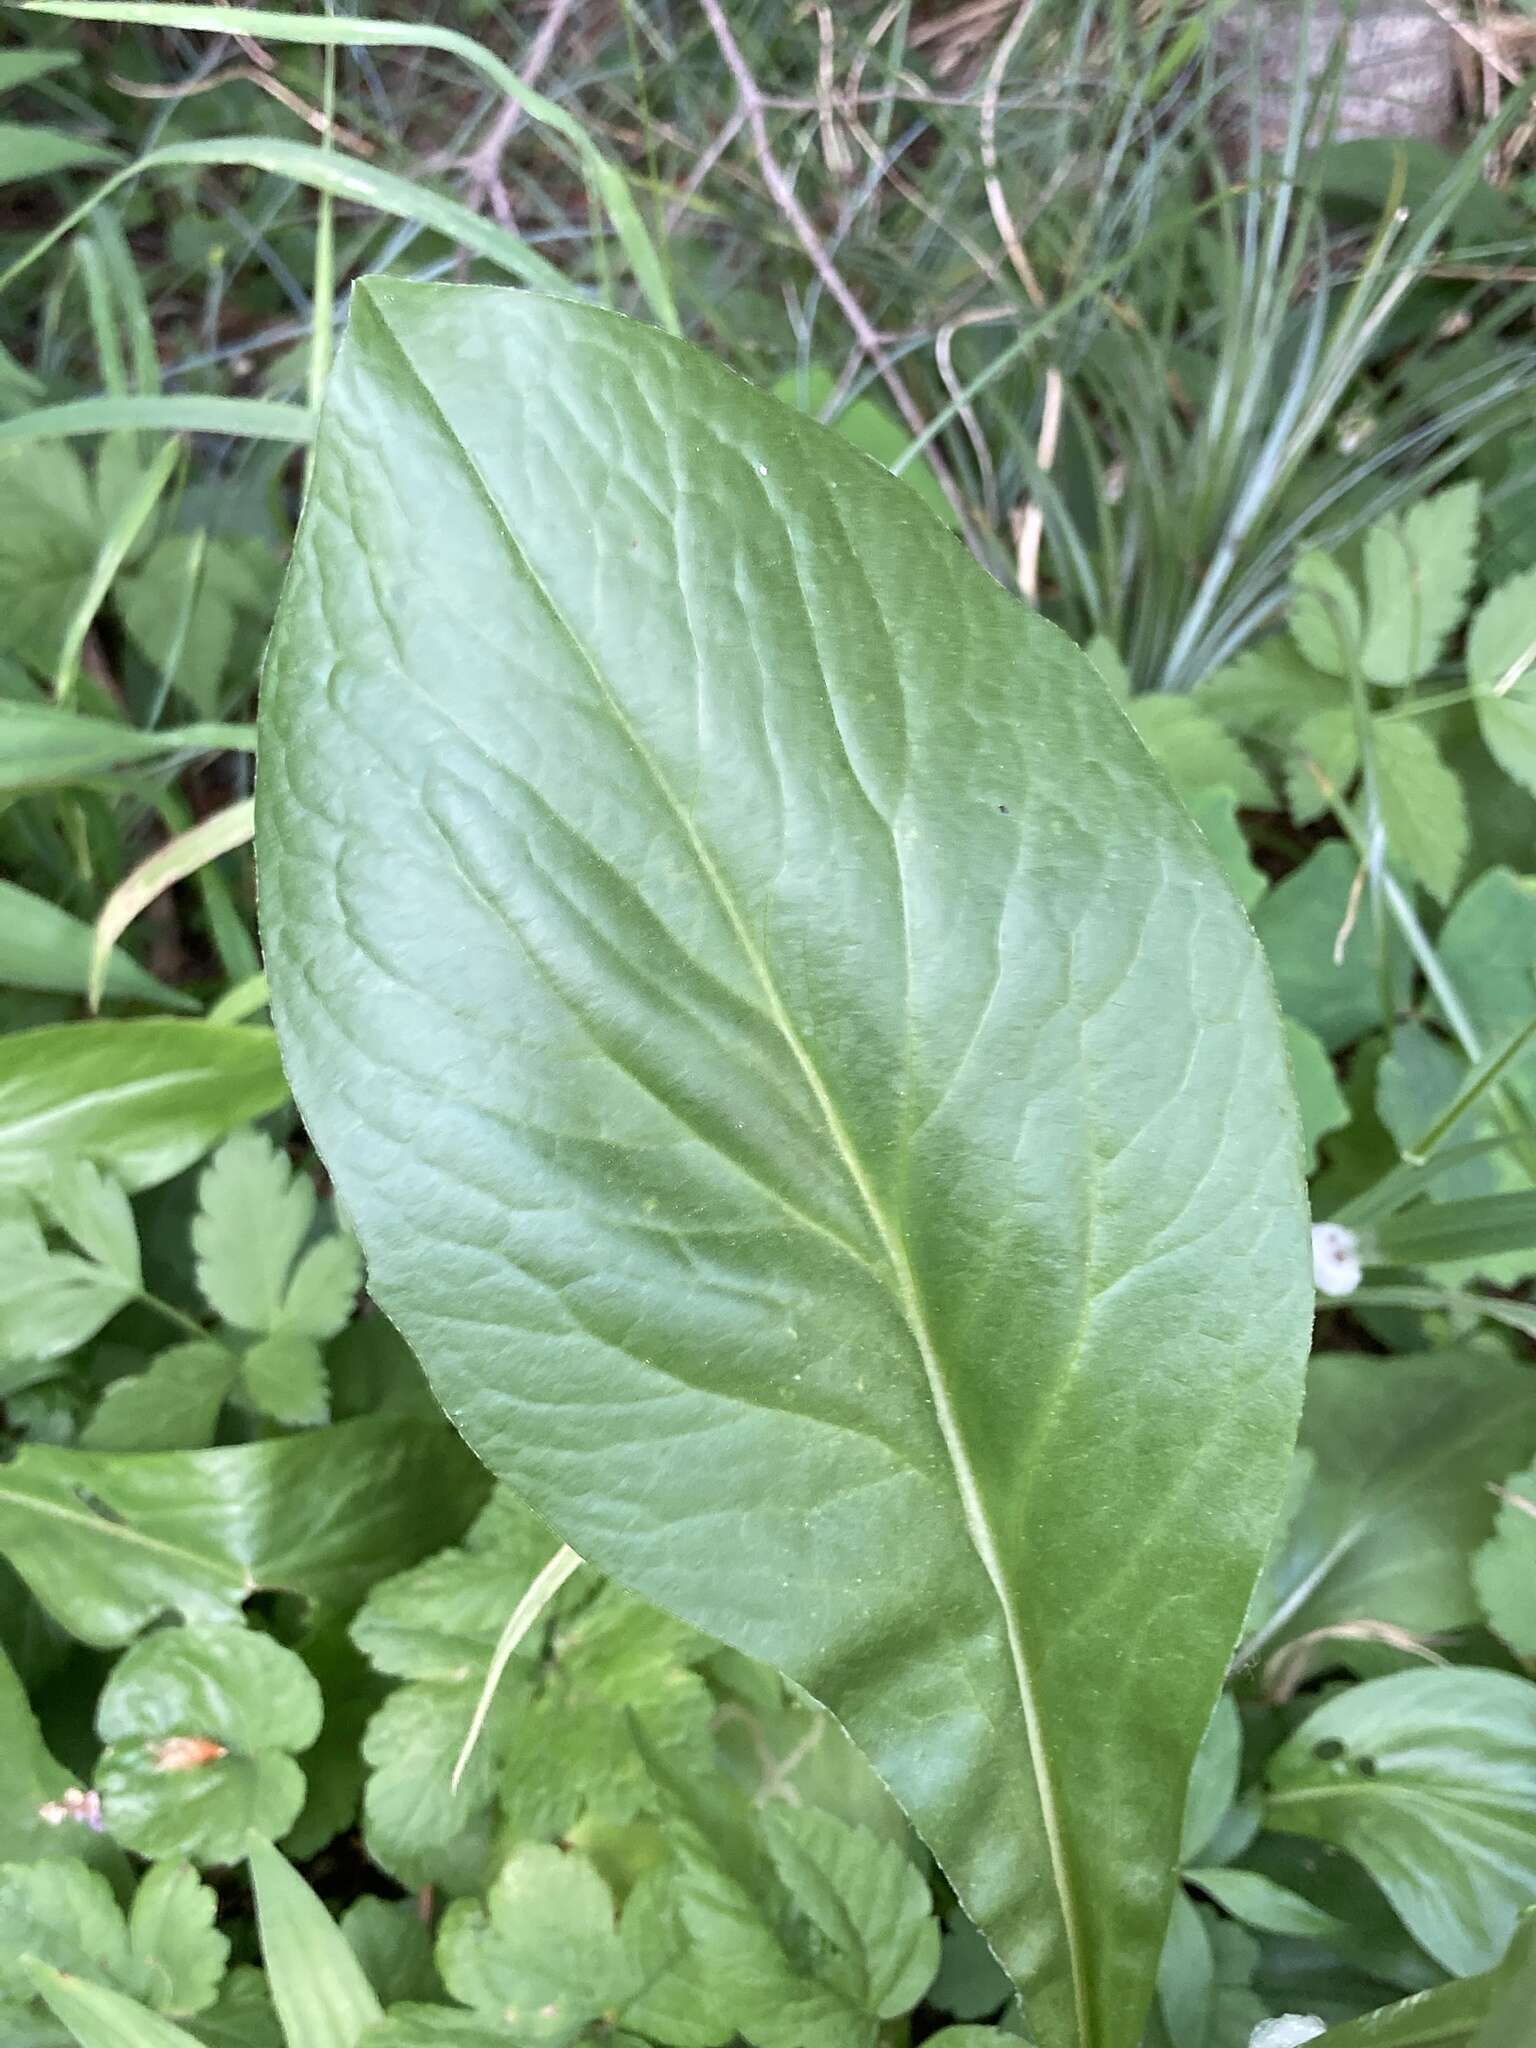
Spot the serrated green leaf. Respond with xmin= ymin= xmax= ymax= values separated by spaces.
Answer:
xmin=761 ymin=1806 xmax=940 ymax=2018
xmin=1284 ymin=706 xmax=1359 ymax=826
xmin=1267 ymin=1668 xmax=1536 ymax=1976
xmin=0 ymin=1861 xmax=136 ymax=2003
xmin=80 ymin=1345 xmax=236 ymax=1454
xmin=1372 ymin=721 xmax=1468 ymax=905
xmin=192 ymin=1133 xmax=316 ymax=1332
xmin=0 ymin=1200 xmax=136 ymax=1369
xmin=1125 ymin=698 xmax=1270 ymax=807
xmin=42 ymin=1160 xmax=140 ymax=1290
xmin=1239 ymin=1351 xmax=1536 ymax=1674
xmin=0 ymin=883 xmax=191 ymax=1010
xmin=1194 ymin=640 xmax=1345 ymax=741
xmin=437 ymin=1845 xmax=636 ymax=2045
xmin=258 ymin=280 xmax=1311 ymax=2048
xmin=0 ymin=1023 xmax=286 ymax=1196
xmin=1290 ymin=553 xmax=1362 ymax=676
xmin=0 ymin=1419 xmax=482 ymax=1646
xmin=1472 ymin=1463 xmax=1536 ymax=1660
xmin=1470 ymin=569 xmax=1536 ymax=799
xmin=246 ymin=1839 xmax=381 ymax=2048
xmin=127 ymin=1866 xmax=226 ymax=2018
xmin=351 ymin=1486 xmax=565 ymax=1682
xmin=1360 ymin=485 xmax=1480 ymax=687
xmin=615 ymin=1864 xmax=731 ymax=2048
xmin=276 ymin=1235 xmax=360 ymax=1340
xmin=499 ymin=1587 xmax=715 ymax=1839
xmin=356 ymin=1681 xmax=502 ymax=1898
xmin=95 ymin=1626 xmax=321 ymax=1864
xmin=238 ymin=1334 xmax=328 ymax=1428
xmin=667 ymin=1825 xmax=872 ymax=2048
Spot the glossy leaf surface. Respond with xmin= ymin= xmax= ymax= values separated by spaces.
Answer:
xmin=0 ymin=1021 xmax=287 ymax=1193
xmin=258 ymin=282 xmax=1312 ymax=2048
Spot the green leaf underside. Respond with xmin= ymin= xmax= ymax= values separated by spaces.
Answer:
xmin=257 ymin=283 xmax=1312 ymax=2048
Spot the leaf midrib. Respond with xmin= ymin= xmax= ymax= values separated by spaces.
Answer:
xmin=365 ymin=291 xmax=1090 ymax=2044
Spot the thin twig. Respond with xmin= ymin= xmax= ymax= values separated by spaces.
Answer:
xmin=698 ymin=0 xmax=974 ymax=540
xmin=462 ymin=0 xmax=581 ymax=223
xmin=109 ymin=65 xmax=375 ymax=155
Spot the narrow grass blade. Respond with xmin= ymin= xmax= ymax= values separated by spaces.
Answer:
xmin=0 ymin=396 xmax=314 ymax=446
xmin=208 ymin=971 xmax=268 ymax=1025
xmin=0 ymin=702 xmax=254 ymax=793
xmin=55 ymin=436 xmax=179 ymax=708
xmin=20 ymin=0 xmax=677 ymax=332
xmin=0 ymin=138 xmax=571 ymax=298
xmin=89 ymin=798 xmax=254 ymax=1011
xmin=450 ymin=1540 xmax=583 ymax=1793
xmin=1373 ymin=1193 xmax=1536 ymax=1269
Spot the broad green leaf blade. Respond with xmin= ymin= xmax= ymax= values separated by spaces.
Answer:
xmin=1266 ymin=1668 xmax=1536 ymax=1976
xmin=0 ymin=1020 xmax=287 ymax=1193
xmin=246 ymin=1839 xmax=383 ymax=2048
xmin=257 ymin=282 xmax=1312 ymax=2048
xmin=0 ymin=701 xmax=254 ymax=795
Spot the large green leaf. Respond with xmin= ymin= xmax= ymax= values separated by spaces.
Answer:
xmin=256 ymin=282 xmax=1312 ymax=2048
xmin=0 ymin=1021 xmax=287 ymax=1193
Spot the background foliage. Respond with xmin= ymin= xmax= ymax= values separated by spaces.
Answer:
xmin=2 ymin=4 xmax=1536 ymax=2047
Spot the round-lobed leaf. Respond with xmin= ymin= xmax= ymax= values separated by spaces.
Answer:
xmin=257 ymin=282 xmax=1312 ymax=2048
xmin=95 ymin=1625 xmax=322 ymax=1865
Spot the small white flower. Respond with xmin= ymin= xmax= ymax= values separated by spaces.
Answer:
xmin=1250 ymin=2019 xmax=1327 ymax=2048
xmin=1312 ymin=1221 xmax=1362 ymax=1299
